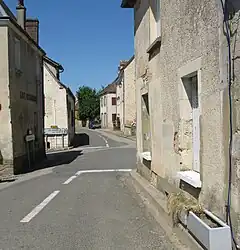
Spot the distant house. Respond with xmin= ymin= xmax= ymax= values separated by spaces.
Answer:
xmin=44 ymin=56 xmax=75 ymax=150
xmin=99 ymin=83 xmax=117 ymax=129
xmin=116 ymin=56 xmax=136 ymax=135
xmin=0 ymin=0 xmax=46 ymax=176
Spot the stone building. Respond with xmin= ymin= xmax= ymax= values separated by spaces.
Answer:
xmin=116 ymin=57 xmax=136 ymax=135
xmin=122 ymin=0 xmax=240 ymax=245
xmin=0 ymin=0 xmax=46 ymax=176
xmin=100 ymin=83 xmax=117 ymax=129
xmin=44 ymin=56 xmax=75 ymax=150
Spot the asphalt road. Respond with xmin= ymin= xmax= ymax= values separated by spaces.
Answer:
xmin=0 ymin=128 xmax=176 ymax=250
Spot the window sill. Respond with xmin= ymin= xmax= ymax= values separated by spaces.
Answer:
xmin=177 ymin=170 xmax=201 ymax=188
xmin=141 ymin=151 xmax=152 ymax=161
xmin=146 ymin=36 xmax=161 ymax=55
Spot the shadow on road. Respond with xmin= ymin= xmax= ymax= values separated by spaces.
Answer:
xmin=73 ymin=133 xmax=90 ymax=147
xmin=33 ymin=150 xmax=83 ymax=172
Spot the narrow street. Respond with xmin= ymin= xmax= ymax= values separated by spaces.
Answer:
xmin=0 ymin=129 xmax=175 ymax=250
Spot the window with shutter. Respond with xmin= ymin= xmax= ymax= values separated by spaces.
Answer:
xmin=14 ymin=38 xmax=21 ymax=70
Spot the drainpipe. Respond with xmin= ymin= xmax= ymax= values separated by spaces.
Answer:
xmin=122 ymin=71 xmax=125 ymax=132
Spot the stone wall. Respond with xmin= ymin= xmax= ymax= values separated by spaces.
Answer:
xmin=133 ymin=0 xmax=240 ymax=243
xmin=0 ymin=26 xmax=13 ymax=172
xmin=124 ymin=57 xmax=136 ymax=129
xmin=8 ymin=26 xmax=45 ymax=174
xmin=229 ymin=1 xmax=240 ymax=242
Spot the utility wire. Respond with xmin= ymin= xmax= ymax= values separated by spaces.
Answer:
xmin=220 ymin=0 xmax=239 ymax=249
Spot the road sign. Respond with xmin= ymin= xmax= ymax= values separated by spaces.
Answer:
xmin=44 ymin=128 xmax=68 ymax=135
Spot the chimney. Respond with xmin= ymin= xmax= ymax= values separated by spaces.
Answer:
xmin=25 ymin=19 xmax=39 ymax=44
xmin=16 ymin=0 xmax=26 ymax=29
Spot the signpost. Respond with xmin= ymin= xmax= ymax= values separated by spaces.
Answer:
xmin=25 ymin=133 xmax=35 ymax=170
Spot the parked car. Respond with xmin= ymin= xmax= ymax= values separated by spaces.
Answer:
xmin=89 ymin=120 xmax=101 ymax=129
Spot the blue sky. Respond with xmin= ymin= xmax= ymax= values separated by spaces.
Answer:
xmin=5 ymin=0 xmax=134 ymax=95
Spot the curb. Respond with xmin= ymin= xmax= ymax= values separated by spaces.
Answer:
xmin=100 ymin=129 xmax=136 ymax=141
xmin=127 ymin=170 xmax=203 ymax=250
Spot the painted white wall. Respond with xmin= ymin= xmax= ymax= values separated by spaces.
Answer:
xmin=100 ymin=93 xmax=117 ymax=128
xmin=44 ymin=61 xmax=75 ymax=148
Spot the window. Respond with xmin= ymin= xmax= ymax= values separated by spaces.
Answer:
xmin=112 ymin=114 xmax=117 ymax=122
xmin=112 ymin=97 xmax=116 ymax=106
xmin=33 ymin=112 xmax=38 ymax=141
xmin=71 ymin=110 xmax=74 ymax=127
xmin=149 ymin=0 xmax=161 ymax=44
xmin=104 ymin=96 xmax=106 ymax=106
xmin=36 ymin=55 xmax=41 ymax=80
xmin=14 ymin=38 xmax=21 ymax=70
xmin=101 ymin=97 xmax=103 ymax=107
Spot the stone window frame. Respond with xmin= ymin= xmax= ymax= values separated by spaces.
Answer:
xmin=177 ymin=57 xmax=202 ymax=189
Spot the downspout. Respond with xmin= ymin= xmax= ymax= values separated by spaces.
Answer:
xmin=122 ymin=71 xmax=125 ymax=132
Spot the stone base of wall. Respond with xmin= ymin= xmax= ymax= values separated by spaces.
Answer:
xmin=137 ymin=160 xmax=178 ymax=195
xmin=137 ymin=158 xmax=240 ymax=245
xmin=14 ymin=148 xmax=46 ymax=175
xmin=0 ymin=163 xmax=14 ymax=179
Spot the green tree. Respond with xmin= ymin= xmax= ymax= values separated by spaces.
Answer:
xmin=76 ymin=86 xmax=100 ymax=122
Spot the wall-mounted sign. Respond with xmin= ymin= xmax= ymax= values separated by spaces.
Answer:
xmin=20 ymin=91 xmax=37 ymax=103
xmin=25 ymin=134 xmax=35 ymax=142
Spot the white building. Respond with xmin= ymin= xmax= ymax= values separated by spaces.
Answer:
xmin=43 ymin=56 xmax=75 ymax=150
xmin=100 ymin=83 xmax=117 ymax=129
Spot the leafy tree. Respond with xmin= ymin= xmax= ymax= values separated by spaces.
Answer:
xmin=76 ymin=86 xmax=100 ymax=121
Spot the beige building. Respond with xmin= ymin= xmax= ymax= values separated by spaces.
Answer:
xmin=122 ymin=0 xmax=240 ymax=245
xmin=44 ymin=56 xmax=75 ymax=149
xmin=100 ymin=83 xmax=117 ymax=129
xmin=0 ymin=0 xmax=46 ymax=176
xmin=117 ymin=56 xmax=137 ymax=135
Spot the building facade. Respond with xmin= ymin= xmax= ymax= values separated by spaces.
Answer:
xmin=44 ymin=57 xmax=75 ymax=149
xmin=0 ymin=0 xmax=46 ymax=175
xmin=122 ymin=0 xmax=240 ymax=244
xmin=116 ymin=57 xmax=136 ymax=135
xmin=123 ymin=56 xmax=136 ymax=135
xmin=100 ymin=83 xmax=117 ymax=129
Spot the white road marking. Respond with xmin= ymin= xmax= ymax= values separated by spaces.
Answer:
xmin=20 ymin=190 xmax=60 ymax=223
xmin=77 ymin=146 xmax=107 ymax=150
xmin=98 ymin=134 xmax=109 ymax=147
xmin=63 ymin=175 xmax=77 ymax=185
xmin=76 ymin=169 xmax=132 ymax=176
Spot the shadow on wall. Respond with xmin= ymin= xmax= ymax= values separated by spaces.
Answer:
xmin=72 ymin=133 xmax=90 ymax=147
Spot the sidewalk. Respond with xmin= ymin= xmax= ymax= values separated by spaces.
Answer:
xmin=100 ymin=128 xmax=136 ymax=141
xmin=125 ymin=170 xmax=203 ymax=250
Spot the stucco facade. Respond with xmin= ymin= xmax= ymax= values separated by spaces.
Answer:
xmin=122 ymin=56 xmax=136 ymax=135
xmin=100 ymin=83 xmax=117 ymax=129
xmin=0 ymin=1 xmax=45 ymax=175
xmin=122 ymin=0 xmax=240 ymax=244
xmin=116 ymin=57 xmax=136 ymax=134
xmin=44 ymin=57 xmax=75 ymax=149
